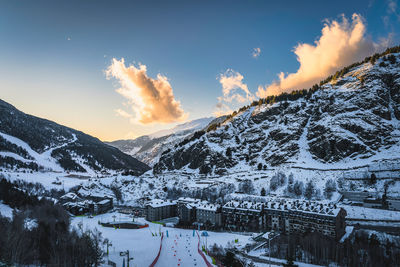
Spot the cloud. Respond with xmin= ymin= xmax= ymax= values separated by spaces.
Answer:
xmin=215 ymin=69 xmax=255 ymax=116
xmin=252 ymin=47 xmax=261 ymax=58
xmin=106 ymin=58 xmax=187 ymax=124
xmin=388 ymin=0 xmax=400 ymax=21
xmin=218 ymin=69 xmax=254 ymax=102
xmin=257 ymin=14 xmax=388 ymax=98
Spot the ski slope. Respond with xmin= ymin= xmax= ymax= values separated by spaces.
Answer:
xmin=71 ymin=212 xmax=250 ymax=267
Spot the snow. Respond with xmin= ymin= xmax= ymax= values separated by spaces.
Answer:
xmin=341 ymin=205 xmax=400 ymax=220
xmin=2 ymin=171 xmax=89 ymax=191
xmin=0 ymin=131 xmax=77 ymax=172
xmin=149 ymin=117 xmax=214 ymax=139
xmin=339 ymin=226 xmax=354 ymax=243
xmin=71 ymin=212 xmax=251 ymax=267
xmin=24 ymin=218 xmax=38 ymax=230
xmin=0 ymin=201 xmax=13 ymax=219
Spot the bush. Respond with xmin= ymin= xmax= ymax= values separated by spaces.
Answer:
xmin=304 ymin=180 xmax=315 ymax=199
xmin=269 ymin=172 xmax=286 ymax=191
xmin=238 ymin=180 xmax=255 ymax=194
xmin=324 ymin=179 xmax=336 ymax=199
xmin=261 ymin=187 xmax=266 ymax=196
xmin=293 ymin=181 xmax=304 ymax=196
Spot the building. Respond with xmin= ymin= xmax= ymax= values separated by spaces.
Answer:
xmin=387 ymin=198 xmax=400 ymax=211
xmin=223 ymin=201 xmax=264 ymax=231
xmin=362 ymin=197 xmax=384 ymax=209
xmin=60 ymin=193 xmax=113 ymax=215
xmin=223 ymin=198 xmax=347 ymax=240
xmin=176 ymin=197 xmax=199 ymax=224
xmin=176 ymin=197 xmax=222 ymax=227
xmin=340 ymin=191 xmax=379 ymax=203
xmin=145 ymin=199 xmax=177 ymax=221
xmin=196 ymin=202 xmax=222 ymax=227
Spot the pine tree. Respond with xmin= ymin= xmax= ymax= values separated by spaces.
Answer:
xmin=261 ymin=187 xmax=266 ymax=196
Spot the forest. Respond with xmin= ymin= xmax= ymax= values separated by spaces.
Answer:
xmin=0 ymin=177 xmax=104 ymax=267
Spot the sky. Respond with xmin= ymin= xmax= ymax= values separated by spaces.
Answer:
xmin=1 ymin=0 xmax=399 ymax=141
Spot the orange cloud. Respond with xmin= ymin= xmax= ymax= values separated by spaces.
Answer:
xmin=257 ymin=14 xmax=388 ymax=97
xmin=107 ymin=58 xmax=187 ymax=124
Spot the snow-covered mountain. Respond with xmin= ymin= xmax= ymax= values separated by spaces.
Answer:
xmin=107 ymin=117 xmax=214 ymax=166
xmin=154 ymin=50 xmax=400 ymax=175
xmin=0 ymin=99 xmax=150 ymax=175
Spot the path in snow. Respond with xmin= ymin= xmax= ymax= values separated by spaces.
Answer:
xmin=0 ymin=131 xmax=77 ymax=171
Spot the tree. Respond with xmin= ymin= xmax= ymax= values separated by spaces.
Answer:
xmin=260 ymin=187 xmax=266 ymax=196
xmin=370 ymin=173 xmax=377 ymax=185
xmin=293 ymin=181 xmax=303 ymax=196
xmin=304 ymin=180 xmax=315 ymax=199
xmin=288 ymin=173 xmax=294 ymax=185
xmin=226 ymin=147 xmax=232 ymax=158
xmin=239 ymin=180 xmax=254 ymax=194
xmin=111 ymin=185 xmax=123 ymax=203
xmin=257 ymin=163 xmax=263 ymax=170
xmin=324 ymin=179 xmax=336 ymax=199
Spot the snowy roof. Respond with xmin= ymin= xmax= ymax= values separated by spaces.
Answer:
xmin=196 ymin=203 xmax=220 ymax=212
xmin=98 ymin=199 xmax=111 ymax=205
xmin=177 ymin=197 xmax=200 ymax=203
xmin=61 ymin=192 xmax=78 ymax=200
xmin=223 ymin=198 xmax=342 ymax=217
xmin=146 ymin=199 xmax=176 ymax=208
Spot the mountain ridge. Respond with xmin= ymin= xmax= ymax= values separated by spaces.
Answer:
xmin=0 ymin=99 xmax=150 ymax=175
xmin=153 ymin=48 xmax=400 ymax=175
xmin=106 ymin=117 xmax=214 ymax=166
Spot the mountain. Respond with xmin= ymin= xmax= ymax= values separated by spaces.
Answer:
xmin=0 ymin=99 xmax=150 ymax=175
xmin=154 ymin=49 xmax=400 ymax=175
xmin=107 ymin=117 xmax=214 ymax=166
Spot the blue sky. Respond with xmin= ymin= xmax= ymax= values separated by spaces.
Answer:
xmin=1 ymin=0 xmax=399 ymax=141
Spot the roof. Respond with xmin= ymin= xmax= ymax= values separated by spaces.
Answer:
xmin=223 ymin=198 xmax=342 ymax=217
xmin=98 ymin=199 xmax=111 ymax=205
xmin=146 ymin=199 xmax=176 ymax=208
xmin=196 ymin=203 xmax=220 ymax=212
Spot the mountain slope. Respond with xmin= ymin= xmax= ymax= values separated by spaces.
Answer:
xmin=107 ymin=117 xmax=214 ymax=166
xmin=154 ymin=51 xmax=400 ymax=175
xmin=0 ymin=99 xmax=150 ymax=175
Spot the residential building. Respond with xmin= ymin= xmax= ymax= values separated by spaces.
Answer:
xmin=145 ymin=199 xmax=177 ymax=221
xmin=223 ymin=198 xmax=347 ymax=240
xmin=196 ymin=203 xmax=222 ymax=226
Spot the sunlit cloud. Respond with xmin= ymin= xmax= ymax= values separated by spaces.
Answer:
xmin=215 ymin=69 xmax=255 ymax=116
xmin=257 ymin=14 xmax=389 ymax=97
xmin=252 ymin=47 xmax=261 ymax=58
xmin=106 ymin=58 xmax=187 ymax=124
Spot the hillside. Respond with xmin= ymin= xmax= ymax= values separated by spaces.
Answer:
xmin=154 ymin=51 xmax=400 ymax=175
xmin=0 ymin=99 xmax=150 ymax=175
xmin=107 ymin=117 xmax=214 ymax=166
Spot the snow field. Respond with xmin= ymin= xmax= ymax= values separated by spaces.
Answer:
xmin=71 ymin=212 xmax=250 ymax=267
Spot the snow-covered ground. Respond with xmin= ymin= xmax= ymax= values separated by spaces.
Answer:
xmin=342 ymin=205 xmax=400 ymax=221
xmin=0 ymin=131 xmax=77 ymax=172
xmin=71 ymin=212 xmax=251 ymax=267
xmin=0 ymin=201 xmax=13 ymax=218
